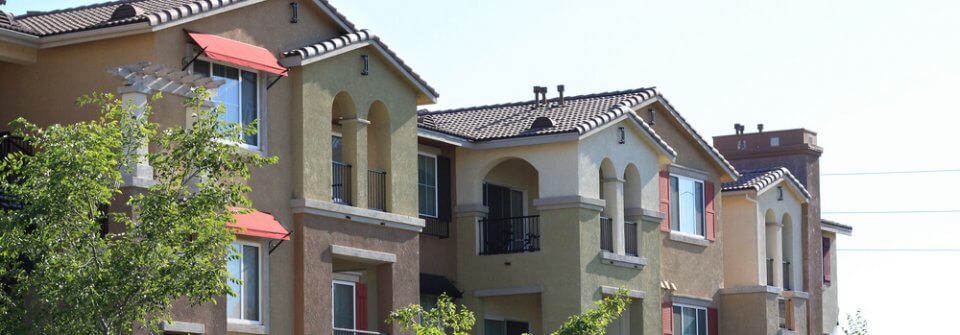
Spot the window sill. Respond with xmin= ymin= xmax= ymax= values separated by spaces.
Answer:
xmin=668 ymin=231 xmax=710 ymax=247
xmin=777 ymin=329 xmax=800 ymax=335
xmin=599 ymin=251 xmax=646 ymax=270
xmin=227 ymin=322 xmax=267 ymax=334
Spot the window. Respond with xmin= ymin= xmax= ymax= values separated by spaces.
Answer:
xmin=823 ymin=237 xmax=832 ymax=286
xmin=483 ymin=183 xmax=524 ymax=219
xmin=484 ymin=319 xmax=529 ymax=335
xmin=673 ymin=305 xmax=708 ymax=335
xmin=227 ymin=242 xmax=261 ymax=323
xmin=332 ymin=135 xmax=343 ymax=163
xmin=333 ymin=280 xmax=356 ymax=331
xmin=670 ymin=175 xmax=705 ymax=236
xmin=194 ymin=60 xmax=260 ymax=147
xmin=418 ymin=154 xmax=438 ymax=217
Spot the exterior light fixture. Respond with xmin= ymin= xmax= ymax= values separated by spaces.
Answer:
xmin=618 ymin=126 xmax=626 ymax=144
xmin=361 ymin=54 xmax=369 ymax=76
xmin=777 ymin=186 xmax=784 ymax=201
xmin=289 ymin=2 xmax=299 ymax=23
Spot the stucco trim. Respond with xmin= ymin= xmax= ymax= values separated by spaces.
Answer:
xmin=474 ymin=285 xmax=544 ymax=297
xmin=472 ymin=131 xmax=579 ymax=150
xmin=668 ymin=231 xmax=710 ymax=247
xmin=671 ymin=293 xmax=713 ymax=306
xmin=330 ymin=245 xmax=397 ymax=264
xmin=163 ymin=321 xmax=206 ymax=334
xmin=600 ymin=286 xmax=646 ymax=299
xmin=624 ymin=207 xmax=664 ymax=223
xmin=227 ymin=322 xmax=267 ymax=334
xmin=719 ymin=285 xmax=782 ymax=295
xmin=783 ymin=290 xmax=811 ymax=300
xmin=417 ymin=128 xmax=471 ymax=147
xmin=454 ymin=203 xmax=489 ymax=217
xmin=532 ymin=196 xmax=605 ymax=212
xmin=668 ymin=164 xmax=710 ymax=181
xmin=290 ymin=198 xmax=425 ymax=232
xmin=599 ymin=251 xmax=647 ymax=270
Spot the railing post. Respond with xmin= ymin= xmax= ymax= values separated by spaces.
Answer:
xmin=118 ymin=83 xmax=155 ymax=189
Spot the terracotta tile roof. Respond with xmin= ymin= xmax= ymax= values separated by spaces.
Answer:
xmin=655 ymin=95 xmax=739 ymax=179
xmin=721 ymin=167 xmax=810 ymax=199
xmin=0 ymin=0 xmax=359 ymax=37
xmin=282 ymin=29 xmax=438 ymax=99
xmin=417 ymin=88 xmax=676 ymax=156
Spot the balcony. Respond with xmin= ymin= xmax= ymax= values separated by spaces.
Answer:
xmin=783 ymin=261 xmax=792 ymax=290
xmin=367 ymin=169 xmax=387 ymax=211
xmin=766 ymin=258 xmax=774 ymax=286
xmin=479 ymin=215 xmax=540 ymax=255
xmin=600 ymin=216 xmax=613 ymax=252
xmin=421 ymin=216 xmax=450 ymax=238
xmin=332 ymin=161 xmax=352 ymax=205
xmin=625 ymin=221 xmax=638 ymax=256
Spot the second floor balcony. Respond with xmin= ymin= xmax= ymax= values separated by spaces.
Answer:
xmin=479 ymin=215 xmax=540 ymax=255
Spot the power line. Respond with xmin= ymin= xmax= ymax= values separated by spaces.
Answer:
xmin=839 ymin=248 xmax=960 ymax=252
xmin=823 ymin=210 xmax=960 ymax=214
xmin=822 ymin=169 xmax=960 ymax=176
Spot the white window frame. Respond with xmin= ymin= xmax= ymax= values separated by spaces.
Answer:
xmin=673 ymin=303 xmax=709 ymax=335
xmin=332 ymin=279 xmax=358 ymax=332
xmin=670 ymin=174 xmax=706 ymax=238
xmin=483 ymin=316 xmax=530 ymax=335
xmin=191 ymin=58 xmax=266 ymax=152
xmin=227 ymin=240 xmax=263 ymax=325
xmin=418 ymin=153 xmax=439 ymax=218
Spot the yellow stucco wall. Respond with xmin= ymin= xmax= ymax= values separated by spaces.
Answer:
xmin=0 ymin=40 xmax=37 ymax=64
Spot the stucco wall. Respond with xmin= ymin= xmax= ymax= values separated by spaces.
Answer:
xmin=0 ymin=40 xmax=37 ymax=64
xmin=822 ymin=231 xmax=840 ymax=333
xmin=756 ymin=182 xmax=805 ymax=290
xmin=481 ymin=294 xmax=544 ymax=335
xmin=721 ymin=195 xmax=763 ymax=287
xmin=719 ymin=291 xmax=777 ymax=335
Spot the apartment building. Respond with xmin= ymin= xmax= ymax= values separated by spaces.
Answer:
xmin=714 ymin=128 xmax=852 ymax=335
xmin=0 ymin=1 xmax=437 ymax=334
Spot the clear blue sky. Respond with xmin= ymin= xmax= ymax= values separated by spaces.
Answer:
xmin=7 ymin=1 xmax=960 ymax=333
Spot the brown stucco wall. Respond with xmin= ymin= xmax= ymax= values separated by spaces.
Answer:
xmin=418 ymin=139 xmax=459 ymax=281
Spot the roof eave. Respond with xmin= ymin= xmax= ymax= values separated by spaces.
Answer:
xmin=821 ymin=220 xmax=853 ymax=236
xmin=651 ymin=96 xmax=740 ymax=181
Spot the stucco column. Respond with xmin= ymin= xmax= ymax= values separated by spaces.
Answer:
xmin=340 ymin=118 xmax=369 ymax=208
xmin=602 ymin=177 xmax=625 ymax=254
xmin=118 ymin=84 xmax=154 ymax=189
xmin=765 ymin=222 xmax=784 ymax=287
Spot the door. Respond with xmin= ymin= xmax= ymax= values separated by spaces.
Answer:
xmin=484 ymin=184 xmax=525 ymax=251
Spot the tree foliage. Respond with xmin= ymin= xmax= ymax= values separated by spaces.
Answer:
xmin=387 ymin=294 xmax=476 ymax=335
xmin=843 ymin=309 xmax=868 ymax=335
xmin=548 ymin=288 xmax=630 ymax=335
xmin=0 ymin=89 xmax=275 ymax=335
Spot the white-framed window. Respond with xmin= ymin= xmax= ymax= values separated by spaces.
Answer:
xmin=227 ymin=241 xmax=261 ymax=324
xmin=673 ymin=304 xmax=708 ymax=335
xmin=669 ymin=175 xmax=705 ymax=237
xmin=483 ymin=317 xmax=529 ymax=335
xmin=418 ymin=154 xmax=438 ymax=217
xmin=332 ymin=280 xmax=357 ymax=331
xmin=193 ymin=60 xmax=262 ymax=148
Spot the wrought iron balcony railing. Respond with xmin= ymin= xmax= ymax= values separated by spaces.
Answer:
xmin=600 ymin=216 xmax=613 ymax=252
xmin=332 ymin=161 xmax=352 ymax=205
xmin=479 ymin=215 xmax=540 ymax=255
xmin=421 ymin=216 xmax=450 ymax=238
xmin=367 ymin=169 xmax=387 ymax=211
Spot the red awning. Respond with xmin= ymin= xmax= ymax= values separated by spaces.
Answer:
xmin=228 ymin=208 xmax=290 ymax=240
xmin=187 ymin=31 xmax=288 ymax=76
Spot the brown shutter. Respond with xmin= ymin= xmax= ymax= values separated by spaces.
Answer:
xmin=705 ymin=181 xmax=716 ymax=241
xmin=662 ymin=300 xmax=673 ymax=334
xmin=437 ymin=156 xmax=452 ymax=222
xmin=708 ymin=307 xmax=719 ymax=335
xmin=823 ymin=237 xmax=832 ymax=285
xmin=659 ymin=170 xmax=671 ymax=232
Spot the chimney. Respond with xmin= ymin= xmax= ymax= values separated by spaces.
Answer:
xmin=533 ymin=86 xmax=540 ymax=106
xmin=734 ymin=123 xmax=743 ymax=135
xmin=557 ymin=85 xmax=565 ymax=106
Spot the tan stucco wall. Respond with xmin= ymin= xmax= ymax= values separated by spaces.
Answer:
xmin=721 ymin=195 xmax=763 ymax=287
xmin=649 ymin=105 xmax=725 ymax=303
xmin=481 ymin=294 xmax=544 ymax=335
xmin=719 ymin=291 xmax=778 ymax=335
xmin=0 ymin=40 xmax=37 ymax=64
xmin=822 ymin=231 xmax=840 ymax=333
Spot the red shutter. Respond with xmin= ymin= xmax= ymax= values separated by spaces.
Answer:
xmin=662 ymin=300 xmax=673 ymax=335
xmin=660 ymin=170 xmax=671 ymax=232
xmin=708 ymin=308 xmax=719 ymax=335
xmin=705 ymin=181 xmax=716 ymax=241
xmin=822 ymin=237 xmax=832 ymax=286
xmin=356 ymin=283 xmax=368 ymax=330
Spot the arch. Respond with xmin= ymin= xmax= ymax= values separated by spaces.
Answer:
xmin=764 ymin=209 xmax=778 ymax=286
xmin=622 ymin=163 xmax=642 ymax=209
xmin=330 ymin=91 xmax=358 ymax=205
xmin=482 ymin=158 xmax=540 ymax=218
xmin=598 ymin=158 xmax=617 ymax=217
xmin=367 ymin=101 xmax=391 ymax=211
xmin=331 ymin=91 xmax=358 ymax=123
xmin=781 ymin=213 xmax=794 ymax=289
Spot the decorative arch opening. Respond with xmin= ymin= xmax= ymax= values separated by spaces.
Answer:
xmin=764 ymin=209 xmax=779 ymax=286
xmin=781 ymin=213 xmax=794 ymax=290
xmin=480 ymin=158 xmax=540 ymax=255
xmin=366 ymin=101 xmax=391 ymax=211
xmin=331 ymin=91 xmax=357 ymax=205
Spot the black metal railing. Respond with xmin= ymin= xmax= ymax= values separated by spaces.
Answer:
xmin=0 ymin=133 xmax=31 ymax=210
xmin=778 ymin=299 xmax=788 ymax=329
xmin=421 ymin=216 xmax=450 ymax=238
xmin=766 ymin=258 xmax=775 ymax=286
xmin=600 ymin=216 xmax=613 ymax=252
xmin=783 ymin=261 xmax=792 ymax=290
xmin=479 ymin=215 xmax=540 ymax=255
xmin=367 ymin=169 xmax=387 ymax=211
xmin=625 ymin=221 xmax=638 ymax=256
xmin=332 ymin=161 xmax=352 ymax=205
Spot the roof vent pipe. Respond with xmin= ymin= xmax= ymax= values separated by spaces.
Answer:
xmin=532 ymin=86 xmax=540 ymax=106
xmin=757 ymin=123 xmax=764 ymax=133
xmin=557 ymin=85 xmax=565 ymax=106
xmin=540 ymin=86 xmax=548 ymax=106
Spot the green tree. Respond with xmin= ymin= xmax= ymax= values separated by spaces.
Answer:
xmin=387 ymin=294 xmax=476 ymax=335
xmin=548 ymin=289 xmax=631 ymax=335
xmin=843 ymin=309 xmax=868 ymax=335
xmin=0 ymin=89 xmax=275 ymax=335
